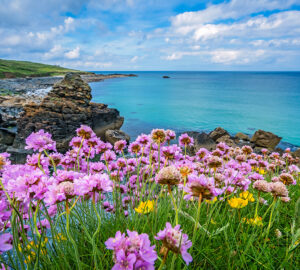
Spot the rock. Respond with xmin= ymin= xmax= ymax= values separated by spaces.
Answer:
xmin=235 ymin=132 xmax=250 ymax=141
xmin=216 ymin=135 xmax=236 ymax=147
xmin=91 ymin=103 xmax=124 ymax=139
xmin=209 ymin=127 xmax=229 ymax=141
xmin=6 ymin=146 xmax=32 ymax=164
xmin=292 ymin=148 xmax=300 ymax=158
xmin=0 ymin=128 xmax=16 ymax=145
xmin=105 ymin=130 xmax=130 ymax=145
xmin=186 ymin=131 xmax=216 ymax=154
xmin=250 ymin=129 xmax=282 ymax=150
xmin=162 ymin=76 xmax=170 ymax=79
xmin=0 ymin=144 xmax=8 ymax=152
xmin=14 ymin=73 xmax=125 ymax=153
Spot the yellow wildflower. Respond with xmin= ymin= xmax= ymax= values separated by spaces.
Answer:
xmin=259 ymin=169 xmax=266 ymax=175
xmin=179 ymin=166 xmax=192 ymax=178
xmin=242 ymin=216 xmax=263 ymax=226
xmin=206 ymin=197 xmax=217 ymax=204
xmin=55 ymin=233 xmax=67 ymax=242
xmin=239 ymin=191 xmax=255 ymax=202
xmin=228 ymin=197 xmax=248 ymax=209
xmin=211 ymin=218 xmax=217 ymax=225
xmin=135 ymin=200 xmax=155 ymax=214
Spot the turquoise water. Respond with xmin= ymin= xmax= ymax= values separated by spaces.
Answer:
xmin=90 ymin=72 xmax=300 ymax=146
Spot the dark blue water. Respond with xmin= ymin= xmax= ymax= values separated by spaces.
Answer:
xmin=90 ymin=71 xmax=300 ymax=146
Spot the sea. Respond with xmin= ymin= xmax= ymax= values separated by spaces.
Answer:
xmin=90 ymin=71 xmax=300 ymax=148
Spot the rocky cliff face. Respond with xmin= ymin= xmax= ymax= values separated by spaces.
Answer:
xmin=8 ymin=73 xmax=125 ymax=161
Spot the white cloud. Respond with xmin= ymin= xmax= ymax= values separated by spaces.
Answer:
xmin=210 ymin=50 xmax=240 ymax=63
xmin=44 ymin=45 xmax=64 ymax=59
xmin=165 ymin=51 xmax=202 ymax=60
xmin=65 ymin=47 xmax=80 ymax=59
xmin=171 ymin=0 xmax=297 ymax=26
xmin=210 ymin=49 xmax=265 ymax=64
xmin=131 ymin=56 xmax=139 ymax=62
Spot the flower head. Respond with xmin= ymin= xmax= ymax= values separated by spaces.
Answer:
xmin=135 ymin=200 xmax=155 ymax=214
xmin=155 ymin=166 xmax=182 ymax=185
xmin=76 ymin=125 xmax=95 ymax=140
xmin=185 ymin=174 xmax=222 ymax=200
xmin=179 ymin=133 xmax=194 ymax=147
xmin=253 ymin=180 xmax=271 ymax=193
xmin=270 ymin=182 xmax=289 ymax=197
xmin=239 ymin=191 xmax=255 ymax=202
xmin=0 ymin=233 xmax=12 ymax=253
xmin=114 ymin=140 xmax=127 ymax=154
xmin=228 ymin=197 xmax=248 ymax=209
xmin=105 ymin=230 xmax=157 ymax=270
xmin=242 ymin=216 xmax=263 ymax=226
xmin=155 ymin=222 xmax=192 ymax=265
xmin=151 ymin=129 xmax=166 ymax=144
xmin=25 ymin=130 xmax=56 ymax=152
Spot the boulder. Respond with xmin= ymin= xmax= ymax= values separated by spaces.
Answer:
xmin=91 ymin=103 xmax=124 ymax=139
xmin=216 ymin=135 xmax=236 ymax=147
xmin=209 ymin=127 xmax=229 ymax=141
xmin=186 ymin=131 xmax=216 ymax=154
xmin=13 ymin=73 xmax=125 ymax=153
xmin=250 ymin=129 xmax=282 ymax=150
xmin=0 ymin=128 xmax=16 ymax=145
xmin=105 ymin=130 xmax=130 ymax=145
xmin=6 ymin=146 xmax=32 ymax=164
xmin=235 ymin=132 xmax=250 ymax=141
xmin=292 ymin=148 xmax=300 ymax=159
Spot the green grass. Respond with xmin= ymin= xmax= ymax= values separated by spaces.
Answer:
xmin=0 ymin=59 xmax=89 ymax=79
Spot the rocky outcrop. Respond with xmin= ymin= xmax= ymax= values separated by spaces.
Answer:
xmin=105 ymin=130 xmax=130 ymax=145
xmin=12 ymin=73 xmax=127 ymax=155
xmin=235 ymin=132 xmax=250 ymax=141
xmin=216 ymin=135 xmax=236 ymax=147
xmin=185 ymin=127 xmax=286 ymax=153
xmin=209 ymin=127 xmax=229 ymax=141
xmin=186 ymin=131 xmax=216 ymax=154
xmin=250 ymin=129 xmax=282 ymax=150
xmin=292 ymin=148 xmax=300 ymax=159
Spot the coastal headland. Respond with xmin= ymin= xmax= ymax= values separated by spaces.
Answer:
xmin=0 ymin=72 xmax=136 ymax=162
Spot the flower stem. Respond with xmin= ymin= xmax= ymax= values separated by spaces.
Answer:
xmin=168 ymin=184 xmax=178 ymax=225
xmin=65 ymin=200 xmax=82 ymax=270
xmin=254 ymin=191 xmax=260 ymax=218
xmin=34 ymin=200 xmax=41 ymax=239
xmin=264 ymin=197 xmax=277 ymax=247
xmin=192 ymin=193 xmax=203 ymax=247
xmin=158 ymin=248 xmax=169 ymax=270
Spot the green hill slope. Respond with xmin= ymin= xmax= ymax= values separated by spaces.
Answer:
xmin=0 ymin=59 xmax=88 ymax=79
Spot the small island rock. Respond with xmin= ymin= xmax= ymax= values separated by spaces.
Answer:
xmin=250 ymin=129 xmax=282 ymax=150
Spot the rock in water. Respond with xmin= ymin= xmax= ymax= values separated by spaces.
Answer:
xmin=209 ymin=127 xmax=229 ymax=141
xmin=186 ymin=131 xmax=216 ymax=154
xmin=13 ymin=73 xmax=126 ymax=153
xmin=250 ymin=129 xmax=282 ymax=150
xmin=216 ymin=135 xmax=236 ymax=147
xmin=235 ymin=132 xmax=250 ymax=141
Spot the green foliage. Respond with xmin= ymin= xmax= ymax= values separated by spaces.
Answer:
xmin=0 ymin=59 xmax=89 ymax=79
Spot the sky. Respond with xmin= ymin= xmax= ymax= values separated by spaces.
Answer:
xmin=0 ymin=0 xmax=300 ymax=71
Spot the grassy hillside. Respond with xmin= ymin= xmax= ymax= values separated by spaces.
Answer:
xmin=0 ymin=59 xmax=89 ymax=79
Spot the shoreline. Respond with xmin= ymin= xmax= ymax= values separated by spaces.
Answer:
xmin=0 ymin=73 xmax=137 ymax=94
xmin=0 ymin=72 xmax=299 ymax=158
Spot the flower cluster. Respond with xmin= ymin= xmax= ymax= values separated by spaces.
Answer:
xmin=105 ymin=230 xmax=157 ymax=270
xmin=0 ymin=125 xmax=298 ymax=269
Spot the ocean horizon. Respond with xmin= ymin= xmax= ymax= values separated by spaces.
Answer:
xmin=90 ymin=71 xmax=300 ymax=148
